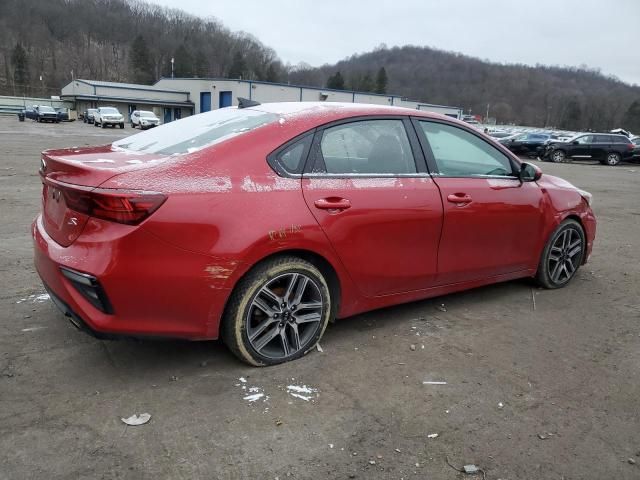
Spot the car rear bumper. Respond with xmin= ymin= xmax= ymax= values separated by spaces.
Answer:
xmin=32 ymin=214 xmax=232 ymax=340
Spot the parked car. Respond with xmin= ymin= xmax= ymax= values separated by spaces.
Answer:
xmin=55 ymin=107 xmax=69 ymax=122
xmin=33 ymin=102 xmax=596 ymax=365
xmin=94 ymin=107 xmax=124 ymax=128
xmin=542 ymin=133 xmax=635 ymax=166
xmin=130 ymin=110 xmax=160 ymax=129
xmin=488 ymin=131 xmax=513 ymax=139
xmin=501 ymin=132 xmax=551 ymax=157
xmin=83 ymin=109 xmax=98 ymax=124
xmin=35 ymin=105 xmax=59 ymax=123
xmin=24 ymin=106 xmax=38 ymax=120
xmin=631 ymin=137 xmax=640 ymax=159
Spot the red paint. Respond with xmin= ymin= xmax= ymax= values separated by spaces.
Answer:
xmin=32 ymin=103 xmax=596 ymax=340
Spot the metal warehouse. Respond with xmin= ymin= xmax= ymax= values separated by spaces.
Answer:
xmin=60 ymin=78 xmax=462 ymax=122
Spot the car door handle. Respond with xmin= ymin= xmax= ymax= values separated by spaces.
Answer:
xmin=314 ymin=197 xmax=351 ymax=211
xmin=447 ymin=193 xmax=472 ymax=204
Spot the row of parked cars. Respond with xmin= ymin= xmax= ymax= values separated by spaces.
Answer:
xmin=82 ymin=107 xmax=160 ymax=129
xmin=20 ymin=105 xmax=70 ymax=123
xmin=486 ymin=128 xmax=639 ymax=166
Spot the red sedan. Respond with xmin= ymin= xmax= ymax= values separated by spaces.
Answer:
xmin=33 ymin=102 xmax=596 ymax=365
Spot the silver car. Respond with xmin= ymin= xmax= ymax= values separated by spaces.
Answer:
xmin=94 ymin=107 xmax=125 ymax=129
xmin=130 ymin=110 xmax=160 ymax=130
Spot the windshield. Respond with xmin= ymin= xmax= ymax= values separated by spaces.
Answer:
xmin=100 ymin=108 xmax=119 ymax=114
xmin=39 ymin=106 xmax=55 ymax=113
xmin=139 ymin=111 xmax=157 ymax=118
xmin=113 ymin=108 xmax=278 ymax=155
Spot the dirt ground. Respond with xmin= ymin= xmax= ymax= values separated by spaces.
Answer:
xmin=1 ymin=116 xmax=639 ymax=480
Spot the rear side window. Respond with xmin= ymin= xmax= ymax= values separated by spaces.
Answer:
xmin=314 ymin=119 xmax=416 ymax=175
xmin=114 ymin=108 xmax=278 ymax=155
xmin=594 ymin=135 xmax=610 ymax=143
xmin=419 ymin=121 xmax=514 ymax=177
xmin=268 ymin=134 xmax=313 ymax=175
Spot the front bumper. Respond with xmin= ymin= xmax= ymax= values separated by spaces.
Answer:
xmin=32 ymin=214 xmax=232 ymax=340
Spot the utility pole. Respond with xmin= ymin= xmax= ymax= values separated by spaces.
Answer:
xmin=171 ymin=57 xmax=175 ymax=78
xmin=486 ymin=103 xmax=490 ymax=123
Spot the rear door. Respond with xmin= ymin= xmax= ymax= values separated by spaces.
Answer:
xmin=413 ymin=119 xmax=544 ymax=285
xmin=300 ymin=117 xmax=443 ymax=297
xmin=590 ymin=135 xmax=611 ymax=161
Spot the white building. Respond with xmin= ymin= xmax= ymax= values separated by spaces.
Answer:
xmin=61 ymin=77 xmax=462 ymax=123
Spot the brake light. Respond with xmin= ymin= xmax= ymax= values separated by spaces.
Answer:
xmin=628 ymin=143 xmax=635 ymax=150
xmin=47 ymin=180 xmax=166 ymax=225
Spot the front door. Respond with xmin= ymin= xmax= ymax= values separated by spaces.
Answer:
xmin=569 ymin=134 xmax=593 ymax=159
xmin=163 ymin=108 xmax=172 ymax=124
xmin=301 ymin=118 xmax=443 ymax=297
xmin=414 ymin=119 xmax=544 ymax=285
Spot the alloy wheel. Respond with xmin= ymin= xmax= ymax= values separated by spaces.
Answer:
xmin=547 ymin=227 xmax=583 ymax=285
xmin=246 ymin=273 xmax=324 ymax=359
xmin=552 ymin=150 xmax=565 ymax=163
xmin=606 ymin=153 xmax=621 ymax=166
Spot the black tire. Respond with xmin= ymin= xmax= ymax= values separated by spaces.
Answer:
xmin=221 ymin=256 xmax=332 ymax=366
xmin=130 ymin=123 xmax=135 ymax=128
xmin=536 ymin=219 xmax=586 ymax=289
xmin=101 ymin=122 xmax=106 ymax=128
xmin=119 ymin=123 xmax=124 ymax=129
xmin=551 ymin=149 xmax=566 ymax=163
xmin=94 ymin=121 xmax=99 ymax=127
xmin=605 ymin=152 xmax=621 ymax=166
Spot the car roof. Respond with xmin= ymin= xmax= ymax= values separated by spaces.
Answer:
xmin=244 ymin=101 xmax=455 ymax=126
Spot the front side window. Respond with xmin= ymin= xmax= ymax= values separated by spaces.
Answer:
xmin=419 ymin=121 xmax=514 ymax=177
xmin=316 ymin=119 xmax=416 ymax=175
xmin=574 ymin=135 xmax=593 ymax=145
xmin=113 ymin=108 xmax=278 ymax=155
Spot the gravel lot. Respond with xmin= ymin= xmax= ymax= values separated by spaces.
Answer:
xmin=1 ymin=116 xmax=639 ymax=480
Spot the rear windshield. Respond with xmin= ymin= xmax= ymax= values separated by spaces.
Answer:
xmin=113 ymin=108 xmax=278 ymax=155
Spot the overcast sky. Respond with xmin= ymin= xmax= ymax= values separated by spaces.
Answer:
xmin=148 ymin=0 xmax=640 ymax=86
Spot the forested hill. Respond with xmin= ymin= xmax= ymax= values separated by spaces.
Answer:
xmin=1 ymin=0 xmax=639 ymax=131
xmin=0 ymin=0 xmax=287 ymax=96
xmin=289 ymin=45 xmax=640 ymax=131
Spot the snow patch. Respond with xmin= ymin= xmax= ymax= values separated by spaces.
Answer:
xmin=16 ymin=293 xmax=50 ymax=304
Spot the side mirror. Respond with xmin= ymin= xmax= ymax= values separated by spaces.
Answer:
xmin=572 ymin=141 xmax=579 ymax=145
xmin=519 ymin=162 xmax=542 ymax=182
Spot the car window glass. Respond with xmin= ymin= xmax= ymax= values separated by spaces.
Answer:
xmin=318 ymin=120 xmax=416 ymax=175
xmin=419 ymin=121 xmax=514 ymax=177
xmin=278 ymin=139 xmax=310 ymax=173
xmin=575 ymin=135 xmax=592 ymax=144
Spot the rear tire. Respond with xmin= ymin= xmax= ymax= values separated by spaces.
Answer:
xmin=221 ymin=256 xmax=332 ymax=366
xmin=605 ymin=152 xmax=621 ymax=166
xmin=120 ymin=123 xmax=124 ymax=129
xmin=131 ymin=123 xmax=135 ymax=128
xmin=536 ymin=219 xmax=586 ymax=289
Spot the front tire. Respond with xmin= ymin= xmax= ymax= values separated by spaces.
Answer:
xmin=120 ymin=123 xmax=124 ymax=129
xmin=551 ymin=149 xmax=566 ymax=163
xmin=536 ymin=219 xmax=586 ymax=289
xmin=222 ymin=256 xmax=332 ymax=366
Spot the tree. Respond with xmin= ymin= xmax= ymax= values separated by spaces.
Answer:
xmin=228 ymin=52 xmax=246 ymax=79
xmin=11 ymin=43 xmax=29 ymax=95
xmin=129 ymin=35 xmax=153 ymax=84
xmin=375 ymin=67 xmax=387 ymax=94
xmin=173 ymin=44 xmax=193 ymax=77
xmin=563 ymin=98 xmax=582 ymax=130
xmin=358 ymin=71 xmax=374 ymax=92
xmin=265 ymin=63 xmax=279 ymax=82
xmin=622 ymin=99 xmax=640 ymax=132
xmin=326 ymin=71 xmax=345 ymax=90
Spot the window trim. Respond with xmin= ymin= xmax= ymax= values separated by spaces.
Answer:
xmin=301 ymin=115 xmax=428 ymax=178
xmin=410 ymin=117 xmax=521 ymax=179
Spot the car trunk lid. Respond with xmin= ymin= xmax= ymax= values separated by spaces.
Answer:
xmin=40 ymin=146 xmax=169 ymax=246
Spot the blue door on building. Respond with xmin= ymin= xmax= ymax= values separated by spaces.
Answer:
xmin=200 ymin=92 xmax=211 ymax=113
xmin=219 ymin=91 xmax=232 ymax=108
xmin=174 ymin=108 xmax=181 ymax=120
xmin=163 ymin=108 xmax=172 ymax=124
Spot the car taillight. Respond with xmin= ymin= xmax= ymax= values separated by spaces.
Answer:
xmin=628 ymin=144 xmax=634 ymax=150
xmin=57 ymin=183 xmax=166 ymax=225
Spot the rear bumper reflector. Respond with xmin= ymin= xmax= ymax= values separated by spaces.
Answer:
xmin=60 ymin=267 xmax=113 ymax=314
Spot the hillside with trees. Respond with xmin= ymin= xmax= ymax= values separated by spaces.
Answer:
xmin=0 ymin=0 xmax=285 ymax=97
xmin=1 ymin=0 xmax=639 ymax=131
xmin=289 ymin=45 xmax=640 ymax=132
